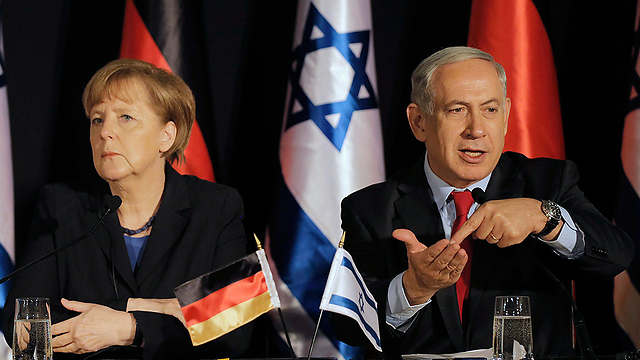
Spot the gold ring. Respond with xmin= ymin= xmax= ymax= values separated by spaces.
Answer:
xmin=489 ymin=233 xmax=498 ymax=241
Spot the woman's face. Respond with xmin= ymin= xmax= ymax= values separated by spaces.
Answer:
xmin=89 ymin=79 xmax=176 ymax=183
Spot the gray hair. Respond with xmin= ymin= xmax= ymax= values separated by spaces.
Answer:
xmin=410 ymin=46 xmax=507 ymax=115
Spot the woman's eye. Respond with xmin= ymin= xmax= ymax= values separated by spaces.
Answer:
xmin=91 ymin=117 xmax=103 ymax=125
xmin=122 ymin=114 xmax=133 ymax=121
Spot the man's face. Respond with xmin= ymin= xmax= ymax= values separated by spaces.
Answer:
xmin=407 ymin=58 xmax=510 ymax=188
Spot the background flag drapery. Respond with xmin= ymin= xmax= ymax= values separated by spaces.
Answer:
xmin=175 ymin=250 xmax=280 ymax=346
xmin=120 ymin=0 xmax=215 ymax=182
xmin=0 ymin=6 xmax=14 ymax=355
xmin=613 ymin=0 xmax=640 ymax=348
xmin=267 ymin=0 xmax=385 ymax=358
xmin=320 ymin=247 xmax=381 ymax=352
xmin=468 ymin=0 xmax=565 ymax=160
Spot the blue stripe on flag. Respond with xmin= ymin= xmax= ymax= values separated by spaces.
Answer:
xmin=329 ymin=294 xmax=381 ymax=348
xmin=340 ymin=256 xmax=376 ymax=310
xmin=270 ymin=175 xmax=362 ymax=359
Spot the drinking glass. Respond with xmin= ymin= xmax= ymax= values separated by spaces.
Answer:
xmin=13 ymin=298 xmax=52 ymax=360
xmin=492 ymin=296 xmax=533 ymax=360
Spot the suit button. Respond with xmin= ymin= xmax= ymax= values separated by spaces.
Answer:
xmin=591 ymin=246 xmax=608 ymax=258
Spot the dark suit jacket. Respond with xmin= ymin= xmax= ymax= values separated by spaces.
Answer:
xmin=336 ymin=152 xmax=633 ymax=359
xmin=1 ymin=164 xmax=252 ymax=359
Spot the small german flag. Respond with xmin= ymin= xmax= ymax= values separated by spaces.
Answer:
xmin=174 ymin=249 xmax=280 ymax=346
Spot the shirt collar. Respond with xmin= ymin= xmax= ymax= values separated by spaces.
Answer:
xmin=423 ymin=151 xmax=492 ymax=211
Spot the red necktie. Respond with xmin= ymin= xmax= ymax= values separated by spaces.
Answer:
xmin=451 ymin=190 xmax=474 ymax=322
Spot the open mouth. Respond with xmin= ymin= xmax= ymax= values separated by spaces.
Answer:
xmin=460 ymin=149 xmax=485 ymax=157
xmin=459 ymin=149 xmax=487 ymax=163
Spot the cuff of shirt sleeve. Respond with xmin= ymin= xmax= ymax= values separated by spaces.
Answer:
xmin=537 ymin=206 xmax=585 ymax=259
xmin=386 ymin=272 xmax=430 ymax=331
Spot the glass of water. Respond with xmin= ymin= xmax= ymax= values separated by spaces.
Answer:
xmin=492 ymin=296 xmax=533 ymax=360
xmin=13 ymin=298 xmax=52 ymax=360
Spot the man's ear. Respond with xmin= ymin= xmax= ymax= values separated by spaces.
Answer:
xmin=407 ymin=103 xmax=428 ymax=142
xmin=160 ymin=121 xmax=177 ymax=153
xmin=503 ymin=97 xmax=511 ymax=136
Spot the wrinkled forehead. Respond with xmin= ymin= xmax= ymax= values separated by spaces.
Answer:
xmin=432 ymin=59 xmax=505 ymax=100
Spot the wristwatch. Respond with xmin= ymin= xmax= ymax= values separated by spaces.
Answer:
xmin=532 ymin=200 xmax=562 ymax=238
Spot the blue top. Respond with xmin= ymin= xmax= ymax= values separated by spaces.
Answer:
xmin=123 ymin=234 xmax=149 ymax=272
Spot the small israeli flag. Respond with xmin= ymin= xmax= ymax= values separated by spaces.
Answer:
xmin=320 ymin=247 xmax=382 ymax=352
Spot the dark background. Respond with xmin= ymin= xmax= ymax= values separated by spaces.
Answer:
xmin=3 ymin=0 xmax=638 ymax=355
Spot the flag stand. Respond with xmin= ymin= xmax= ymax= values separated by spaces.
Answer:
xmin=307 ymin=233 xmax=346 ymax=360
xmin=306 ymin=309 xmax=325 ymax=360
xmin=278 ymin=307 xmax=297 ymax=359
xmin=254 ymin=234 xmax=297 ymax=359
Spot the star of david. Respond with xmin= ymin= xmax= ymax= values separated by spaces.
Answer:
xmin=358 ymin=292 xmax=365 ymax=312
xmin=285 ymin=3 xmax=378 ymax=151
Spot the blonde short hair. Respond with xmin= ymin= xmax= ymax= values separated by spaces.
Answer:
xmin=83 ymin=59 xmax=195 ymax=164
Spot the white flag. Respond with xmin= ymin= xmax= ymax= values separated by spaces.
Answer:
xmin=320 ymin=248 xmax=381 ymax=352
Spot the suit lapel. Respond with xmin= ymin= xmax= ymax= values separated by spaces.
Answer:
xmin=88 ymin=193 xmax=138 ymax=296
xmin=135 ymin=165 xmax=190 ymax=287
xmin=466 ymin=156 xmax=525 ymax=337
xmin=393 ymin=158 xmax=465 ymax=350
xmin=394 ymin=159 xmax=444 ymax=246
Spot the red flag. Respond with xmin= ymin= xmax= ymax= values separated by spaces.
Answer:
xmin=468 ymin=0 xmax=565 ymax=160
xmin=120 ymin=0 xmax=215 ymax=182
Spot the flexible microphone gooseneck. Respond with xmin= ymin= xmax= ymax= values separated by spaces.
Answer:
xmin=471 ymin=189 xmax=596 ymax=360
xmin=0 ymin=195 xmax=122 ymax=285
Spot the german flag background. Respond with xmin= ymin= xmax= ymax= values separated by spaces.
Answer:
xmin=120 ymin=0 xmax=214 ymax=181
xmin=468 ymin=0 xmax=565 ymax=160
xmin=175 ymin=251 xmax=275 ymax=346
xmin=5 ymin=0 xmax=638 ymax=355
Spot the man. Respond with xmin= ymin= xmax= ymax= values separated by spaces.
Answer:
xmin=335 ymin=46 xmax=633 ymax=358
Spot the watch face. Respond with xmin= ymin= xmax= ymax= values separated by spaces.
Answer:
xmin=543 ymin=200 xmax=562 ymax=220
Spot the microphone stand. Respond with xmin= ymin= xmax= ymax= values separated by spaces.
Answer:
xmin=0 ymin=199 xmax=119 ymax=285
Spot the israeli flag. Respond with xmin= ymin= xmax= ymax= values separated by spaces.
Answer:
xmin=267 ymin=0 xmax=384 ymax=358
xmin=0 ymin=6 xmax=15 ymax=356
xmin=320 ymin=247 xmax=381 ymax=352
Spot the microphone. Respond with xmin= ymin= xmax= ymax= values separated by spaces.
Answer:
xmin=471 ymin=187 xmax=487 ymax=204
xmin=0 ymin=195 xmax=122 ymax=285
xmin=470 ymin=188 xmax=595 ymax=360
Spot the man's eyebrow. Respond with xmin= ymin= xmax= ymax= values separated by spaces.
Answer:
xmin=444 ymin=100 xmax=470 ymax=107
xmin=444 ymin=98 xmax=501 ymax=107
xmin=481 ymin=98 xmax=501 ymax=106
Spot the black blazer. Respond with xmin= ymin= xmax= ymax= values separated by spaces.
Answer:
xmin=336 ymin=152 xmax=633 ymax=359
xmin=2 ymin=164 xmax=252 ymax=359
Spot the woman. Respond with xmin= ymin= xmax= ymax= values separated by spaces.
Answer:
xmin=1 ymin=59 xmax=251 ymax=359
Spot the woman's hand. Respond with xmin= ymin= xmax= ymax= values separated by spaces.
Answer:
xmin=51 ymin=298 xmax=136 ymax=354
xmin=126 ymin=298 xmax=186 ymax=327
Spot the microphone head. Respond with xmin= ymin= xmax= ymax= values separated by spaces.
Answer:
xmin=106 ymin=195 xmax=122 ymax=212
xmin=471 ymin=188 xmax=486 ymax=204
